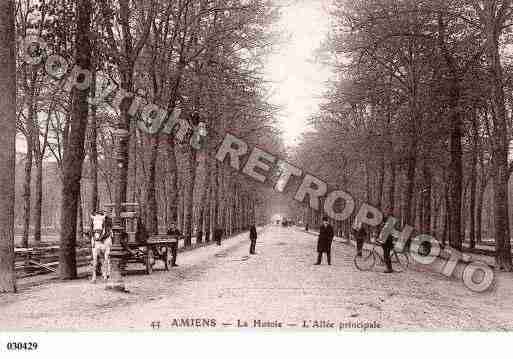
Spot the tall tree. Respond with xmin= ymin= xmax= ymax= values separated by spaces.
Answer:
xmin=0 ymin=0 xmax=17 ymax=293
xmin=473 ymin=0 xmax=513 ymax=270
xmin=58 ymin=0 xmax=92 ymax=279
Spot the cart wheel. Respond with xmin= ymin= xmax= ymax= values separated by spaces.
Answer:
xmin=146 ymin=249 xmax=154 ymax=275
xmin=164 ymin=247 xmax=172 ymax=271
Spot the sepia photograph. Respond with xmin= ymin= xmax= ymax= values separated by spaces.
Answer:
xmin=0 ymin=0 xmax=512 ymax=354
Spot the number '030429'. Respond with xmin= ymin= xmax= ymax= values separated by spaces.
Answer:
xmin=6 ymin=342 xmax=38 ymax=351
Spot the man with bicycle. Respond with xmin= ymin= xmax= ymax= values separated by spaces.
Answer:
xmin=353 ymin=213 xmax=408 ymax=273
xmin=351 ymin=218 xmax=367 ymax=257
xmin=379 ymin=215 xmax=394 ymax=273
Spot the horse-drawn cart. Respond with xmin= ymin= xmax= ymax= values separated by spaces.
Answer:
xmin=124 ymin=234 xmax=180 ymax=274
xmin=103 ymin=202 xmax=182 ymax=275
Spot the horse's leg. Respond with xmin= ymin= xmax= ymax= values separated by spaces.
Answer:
xmin=91 ymin=245 xmax=98 ymax=283
xmin=105 ymin=239 xmax=112 ymax=280
xmin=102 ymin=246 xmax=107 ymax=281
xmin=98 ymin=244 xmax=105 ymax=281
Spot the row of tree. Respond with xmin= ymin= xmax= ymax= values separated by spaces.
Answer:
xmin=1 ymin=0 xmax=284 ymax=291
xmin=290 ymin=0 xmax=513 ymax=270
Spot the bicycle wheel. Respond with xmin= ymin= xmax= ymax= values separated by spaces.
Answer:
xmin=354 ymin=249 xmax=376 ymax=271
xmin=391 ymin=251 xmax=409 ymax=272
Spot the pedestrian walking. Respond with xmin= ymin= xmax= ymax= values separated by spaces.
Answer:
xmin=214 ymin=226 xmax=224 ymax=246
xmin=315 ymin=216 xmax=334 ymax=265
xmin=166 ymin=222 xmax=181 ymax=267
xmin=249 ymin=225 xmax=257 ymax=254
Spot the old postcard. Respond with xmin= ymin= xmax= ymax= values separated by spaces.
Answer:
xmin=0 ymin=1 xmax=512 ymax=355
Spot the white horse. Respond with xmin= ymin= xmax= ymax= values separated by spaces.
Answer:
xmin=90 ymin=213 xmax=112 ymax=283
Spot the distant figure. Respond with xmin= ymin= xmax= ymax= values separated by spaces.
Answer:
xmin=305 ymin=223 xmax=309 ymax=232
xmin=315 ymin=216 xmax=334 ymax=265
xmin=214 ymin=227 xmax=224 ymax=246
xmin=166 ymin=222 xmax=182 ymax=267
xmin=352 ymin=219 xmax=367 ymax=257
xmin=249 ymin=225 xmax=257 ymax=254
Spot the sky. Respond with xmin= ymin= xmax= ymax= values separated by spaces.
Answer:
xmin=265 ymin=0 xmax=333 ymax=146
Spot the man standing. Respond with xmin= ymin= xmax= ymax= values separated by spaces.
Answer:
xmin=249 ymin=225 xmax=257 ymax=254
xmin=315 ymin=216 xmax=334 ymax=265
xmin=214 ymin=226 xmax=224 ymax=246
xmin=380 ymin=216 xmax=394 ymax=273
xmin=166 ymin=222 xmax=181 ymax=267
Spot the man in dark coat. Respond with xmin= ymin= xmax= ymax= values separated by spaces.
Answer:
xmin=380 ymin=216 xmax=394 ymax=273
xmin=214 ymin=226 xmax=224 ymax=246
xmin=166 ymin=222 xmax=182 ymax=267
xmin=249 ymin=225 xmax=257 ymax=254
xmin=315 ymin=216 xmax=334 ymax=265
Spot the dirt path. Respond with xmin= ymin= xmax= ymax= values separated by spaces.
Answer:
xmin=1 ymin=226 xmax=512 ymax=330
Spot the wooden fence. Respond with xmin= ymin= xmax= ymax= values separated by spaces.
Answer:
xmin=14 ymin=229 xmax=252 ymax=279
xmin=15 ymin=242 xmax=92 ymax=278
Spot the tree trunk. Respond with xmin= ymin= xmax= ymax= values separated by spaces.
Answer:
xmin=176 ymin=143 xmax=195 ymax=247
xmin=377 ymin=153 xmax=385 ymax=209
xmin=364 ymin=164 xmax=371 ymax=203
xmin=432 ymin=191 xmax=442 ymax=237
xmin=469 ymin=114 xmax=478 ymax=249
xmin=165 ymin=137 xmax=178 ymax=225
xmin=422 ymin=163 xmax=432 ymax=234
xmin=476 ymin=175 xmax=486 ymax=245
xmin=194 ymin=147 xmax=209 ymax=243
xmin=461 ymin=180 xmax=469 ymax=243
xmin=128 ymin=123 xmax=138 ymax=203
xmin=21 ymin=133 xmax=33 ymax=248
xmin=485 ymin=20 xmax=512 ymax=270
xmin=77 ymin=192 xmax=83 ymax=242
xmin=411 ymin=190 xmax=418 ymax=228
xmin=219 ymin=167 xmax=226 ymax=231
xmin=387 ymin=161 xmax=396 ymax=215
xmin=144 ymin=135 xmax=159 ymax=235
xmin=177 ymin=187 xmax=184 ymax=231
xmin=442 ymin=184 xmax=449 ymax=247
xmin=89 ymin=71 xmax=99 ymax=212
xmin=33 ymin=150 xmax=43 ymax=245
xmin=404 ymin=151 xmax=416 ymax=227
xmin=403 ymin=98 xmax=417 ymax=226
xmin=58 ymin=0 xmax=91 ymax=279
xmin=447 ymin=84 xmax=463 ymax=251
xmin=491 ymin=154 xmax=511 ymax=270
xmin=212 ymin=161 xmax=219 ymax=231
xmin=204 ymin=184 xmax=211 ymax=242
xmin=196 ymin=205 xmax=204 ymax=243
xmin=0 ymin=0 xmax=17 ymax=293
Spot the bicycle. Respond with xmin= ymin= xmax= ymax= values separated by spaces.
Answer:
xmin=353 ymin=238 xmax=410 ymax=272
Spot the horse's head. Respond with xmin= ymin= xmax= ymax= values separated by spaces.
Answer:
xmin=90 ymin=213 xmax=108 ymax=241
